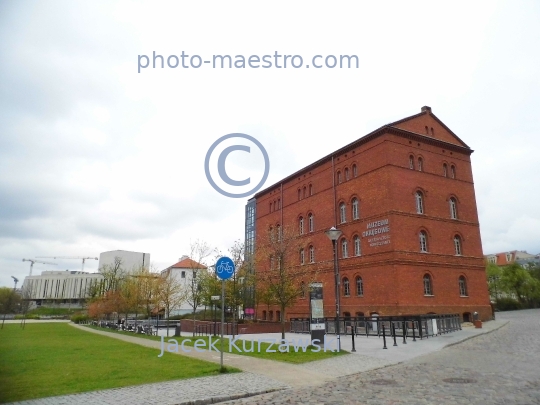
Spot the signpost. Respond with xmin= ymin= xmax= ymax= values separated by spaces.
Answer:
xmin=215 ymin=256 xmax=235 ymax=371
xmin=211 ymin=295 xmax=220 ymax=336
xmin=309 ymin=282 xmax=325 ymax=345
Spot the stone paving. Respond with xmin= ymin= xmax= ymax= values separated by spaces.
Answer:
xmin=224 ymin=309 xmax=540 ymax=405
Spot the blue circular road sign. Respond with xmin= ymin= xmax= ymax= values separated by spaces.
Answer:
xmin=215 ymin=257 xmax=235 ymax=280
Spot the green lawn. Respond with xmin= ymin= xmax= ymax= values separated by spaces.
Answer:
xmin=84 ymin=324 xmax=348 ymax=364
xmin=0 ymin=323 xmax=237 ymax=403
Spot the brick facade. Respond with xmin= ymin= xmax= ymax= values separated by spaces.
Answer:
xmin=247 ymin=107 xmax=491 ymax=321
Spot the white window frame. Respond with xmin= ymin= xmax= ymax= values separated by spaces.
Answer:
xmin=340 ymin=203 xmax=347 ymax=223
xmin=420 ymin=231 xmax=428 ymax=252
xmin=308 ymin=213 xmax=314 ymax=232
xmin=343 ymin=277 xmax=350 ymax=296
xmin=416 ymin=191 xmax=424 ymax=214
xmin=424 ymin=274 xmax=433 ymax=296
xmin=299 ymin=217 xmax=304 ymax=235
xmin=354 ymin=235 xmax=361 ymax=256
xmin=352 ymin=198 xmax=359 ymax=220
xmin=341 ymin=238 xmax=348 ymax=258
xmin=450 ymin=198 xmax=457 ymax=219
xmin=459 ymin=276 xmax=468 ymax=296
xmin=309 ymin=246 xmax=315 ymax=263
xmin=356 ymin=276 xmax=363 ymax=296
xmin=454 ymin=236 xmax=462 ymax=255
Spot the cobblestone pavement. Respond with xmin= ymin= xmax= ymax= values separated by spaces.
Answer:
xmin=224 ymin=309 xmax=540 ymax=405
xmin=8 ymin=372 xmax=287 ymax=405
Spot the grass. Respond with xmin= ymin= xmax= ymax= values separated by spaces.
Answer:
xmin=84 ymin=324 xmax=348 ymax=364
xmin=0 ymin=323 xmax=238 ymax=403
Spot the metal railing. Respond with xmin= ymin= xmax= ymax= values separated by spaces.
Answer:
xmin=290 ymin=313 xmax=461 ymax=340
xmin=194 ymin=322 xmax=238 ymax=336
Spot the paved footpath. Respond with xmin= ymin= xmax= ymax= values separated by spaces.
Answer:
xmin=225 ymin=309 xmax=540 ymax=405
xmin=7 ymin=314 xmax=524 ymax=405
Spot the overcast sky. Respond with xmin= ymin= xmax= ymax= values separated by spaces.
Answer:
xmin=1 ymin=1 xmax=539 ymax=287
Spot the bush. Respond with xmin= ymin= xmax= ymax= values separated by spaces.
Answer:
xmin=71 ymin=314 xmax=90 ymax=324
xmin=14 ymin=314 xmax=40 ymax=320
xmin=495 ymin=297 xmax=523 ymax=311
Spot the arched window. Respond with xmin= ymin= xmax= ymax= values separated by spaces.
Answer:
xmin=418 ymin=157 xmax=423 ymax=172
xmin=270 ymin=255 xmax=274 ymax=270
xmin=309 ymin=245 xmax=315 ymax=263
xmin=451 ymin=165 xmax=456 ymax=179
xmin=337 ymin=171 xmax=342 ymax=184
xmin=308 ymin=213 xmax=314 ymax=232
xmin=343 ymin=277 xmax=350 ymax=296
xmin=423 ymin=274 xmax=433 ymax=295
xmin=269 ymin=226 xmax=274 ymax=241
xmin=303 ymin=187 xmax=306 ymax=198
xmin=449 ymin=197 xmax=458 ymax=219
xmin=443 ymin=163 xmax=448 ymax=177
xmin=415 ymin=191 xmax=424 ymax=214
xmin=299 ymin=217 xmax=304 ymax=235
xmin=454 ymin=235 xmax=462 ymax=255
xmin=309 ymin=184 xmax=313 ymax=196
xmin=298 ymin=189 xmax=301 ymax=201
xmin=269 ymin=202 xmax=272 ymax=213
xmin=459 ymin=276 xmax=468 ymax=296
xmin=352 ymin=198 xmax=359 ymax=220
xmin=345 ymin=167 xmax=350 ymax=181
xmin=300 ymin=281 xmax=306 ymax=298
xmin=278 ymin=199 xmax=281 ymax=209
xmin=419 ymin=231 xmax=428 ymax=252
xmin=269 ymin=310 xmax=273 ymax=321
xmin=262 ymin=310 xmax=267 ymax=320
xmin=353 ymin=164 xmax=358 ymax=177
xmin=354 ymin=235 xmax=361 ymax=256
xmin=276 ymin=224 xmax=281 ymax=241
xmin=300 ymin=248 xmax=305 ymax=265
xmin=340 ymin=202 xmax=347 ymax=223
xmin=273 ymin=201 xmax=276 ymax=211
xmin=409 ymin=155 xmax=414 ymax=169
xmin=341 ymin=238 xmax=348 ymax=258
xmin=356 ymin=276 xmax=364 ymax=296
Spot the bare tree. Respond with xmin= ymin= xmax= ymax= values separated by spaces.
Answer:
xmin=159 ymin=268 xmax=188 ymax=336
xmin=186 ymin=240 xmax=213 ymax=336
xmin=255 ymin=224 xmax=319 ymax=339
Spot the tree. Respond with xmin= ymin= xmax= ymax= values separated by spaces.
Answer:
xmin=159 ymin=268 xmax=188 ymax=336
xmin=0 ymin=287 xmax=21 ymax=329
xmin=186 ymin=240 xmax=213 ymax=336
xmin=486 ymin=263 xmax=503 ymax=300
xmin=99 ymin=256 xmax=126 ymax=294
xmin=500 ymin=263 xmax=538 ymax=304
xmin=255 ymin=224 xmax=318 ymax=339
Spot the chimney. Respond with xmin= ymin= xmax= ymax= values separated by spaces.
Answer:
xmin=179 ymin=255 xmax=189 ymax=261
xmin=421 ymin=106 xmax=432 ymax=113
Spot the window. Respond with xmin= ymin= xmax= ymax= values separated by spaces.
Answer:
xmin=278 ymin=199 xmax=281 ymax=209
xmin=276 ymin=224 xmax=281 ymax=241
xmin=309 ymin=184 xmax=313 ymax=196
xmin=345 ymin=167 xmax=350 ymax=180
xmin=352 ymin=198 xmax=359 ymax=220
xmin=409 ymin=155 xmax=414 ymax=169
xmin=356 ymin=276 xmax=364 ymax=296
xmin=454 ymin=235 xmax=462 ymax=255
xmin=303 ymin=187 xmax=306 ymax=198
xmin=459 ymin=276 xmax=468 ymax=296
xmin=269 ymin=311 xmax=273 ymax=321
xmin=354 ymin=235 xmax=361 ymax=256
xmin=343 ymin=277 xmax=350 ymax=296
xmin=443 ymin=163 xmax=448 ymax=177
xmin=506 ymin=253 xmax=512 ymax=262
xmin=340 ymin=202 xmax=347 ymax=223
xmin=309 ymin=245 xmax=315 ymax=263
xmin=431 ymin=127 xmax=434 ymax=136
xmin=337 ymin=171 xmax=342 ymax=184
xmin=308 ymin=213 xmax=314 ymax=232
xmin=341 ymin=238 xmax=348 ymax=258
xmin=181 ymin=271 xmax=186 ymax=278
xmin=419 ymin=231 xmax=428 ymax=252
xmin=353 ymin=164 xmax=357 ymax=177
xmin=300 ymin=248 xmax=305 ymax=265
xmin=262 ymin=310 xmax=267 ymax=320
xmin=418 ymin=157 xmax=423 ymax=171
xmin=270 ymin=256 xmax=274 ymax=270
xmin=449 ymin=197 xmax=458 ymax=219
xmin=273 ymin=201 xmax=276 ymax=211
xmin=415 ymin=191 xmax=424 ymax=214
xmin=424 ymin=274 xmax=433 ymax=295
xmin=298 ymin=189 xmax=301 ymax=201
xmin=451 ymin=165 xmax=456 ymax=179
xmin=301 ymin=281 xmax=306 ymax=298
xmin=269 ymin=202 xmax=272 ymax=213
xmin=299 ymin=217 xmax=304 ymax=234
xmin=425 ymin=126 xmax=429 ymax=134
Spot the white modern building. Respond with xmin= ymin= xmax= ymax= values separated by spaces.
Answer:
xmin=22 ymin=270 xmax=104 ymax=308
xmin=99 ymin=250 xmax=150 ymax=272
xmin=161 ymin=255 xmax=207 ymax=316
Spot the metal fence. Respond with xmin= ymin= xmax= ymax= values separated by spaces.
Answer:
xmin=194 ymin=322 xmax=238 ymax=336
xmin=290 ymin=314 xmax=461 ymax=340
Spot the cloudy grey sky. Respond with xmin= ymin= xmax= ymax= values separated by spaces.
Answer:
xmin=1 ymin=1 xmax=539 ymax=287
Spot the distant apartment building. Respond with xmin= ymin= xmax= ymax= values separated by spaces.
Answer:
xmin=485 ymin=250 xmax=539 ymax=267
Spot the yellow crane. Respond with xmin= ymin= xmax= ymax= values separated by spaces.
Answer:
xmin=36 ymin=256 xmax=98 ymax=272
xmin=22 ymin=259 xmax=57 ymax=276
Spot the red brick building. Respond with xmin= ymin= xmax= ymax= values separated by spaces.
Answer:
xmin=245 ymin=106 xmax=491 ymax=322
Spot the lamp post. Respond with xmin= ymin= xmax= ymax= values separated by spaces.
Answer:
xmin=325 ymin=226 xmax=342 ymax=352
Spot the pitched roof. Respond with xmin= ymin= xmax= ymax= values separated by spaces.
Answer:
xmin=169 ymin=258 xmax=207 ymax=270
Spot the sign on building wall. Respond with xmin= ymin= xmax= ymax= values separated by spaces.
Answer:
xmin=362 ymin=218 xmax=391 ymax=248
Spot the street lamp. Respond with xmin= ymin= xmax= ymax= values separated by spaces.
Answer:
xmin=325 ymin=226 xmax=342 ymax=352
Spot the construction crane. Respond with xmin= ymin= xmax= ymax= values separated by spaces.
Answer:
xmin=22 ymin=259 xmax=57 ymax=276
xmin=35 ymin=256 xmax=98 ymax=272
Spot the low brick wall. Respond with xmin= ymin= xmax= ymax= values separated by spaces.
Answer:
xmin=180 ymin=319 xmax=290 ymax=334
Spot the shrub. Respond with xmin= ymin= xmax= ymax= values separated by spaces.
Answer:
xmin=71 ymin=314 xmax=90 ymax=324
xmin=495 ymin=297 xmax=523 ymax=311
